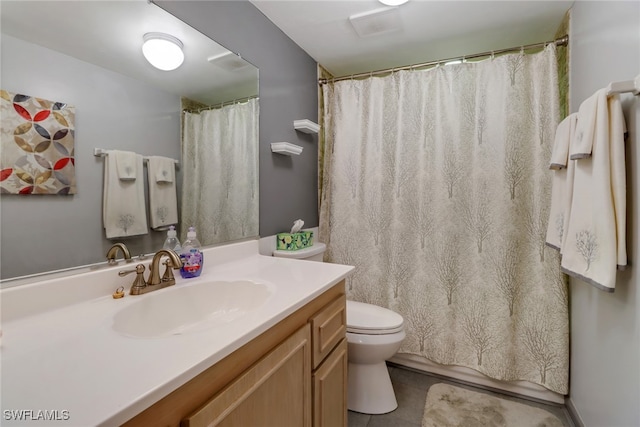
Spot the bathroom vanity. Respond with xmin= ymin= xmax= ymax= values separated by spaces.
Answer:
xmin=126 ymin=282 xmax=347 ymax=427
xmin=0 ymin=240 xmax=353 ymax=426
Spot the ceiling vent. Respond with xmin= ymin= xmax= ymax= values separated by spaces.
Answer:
xmin=207 ymin=51 xmax=251 ymax=71
xmin=349 ymin=7 xmax=402 ymax=38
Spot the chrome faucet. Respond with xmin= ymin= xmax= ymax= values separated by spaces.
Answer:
xmin=119 ymin=249 xmax=183 ymax=295
xmin=107 ymin=243 xmax=132 ymax=265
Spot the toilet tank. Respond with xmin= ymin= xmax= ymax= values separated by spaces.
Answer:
xmin=273 ymin=243 xmax=326 ymax=262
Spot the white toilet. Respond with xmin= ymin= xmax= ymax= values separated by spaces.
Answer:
xmin=273 ymin=241 xmax=406 ymax=415
xmin=345 ymin=300 xmax=405 ymax=414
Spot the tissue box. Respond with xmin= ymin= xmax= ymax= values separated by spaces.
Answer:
xmin=276 ymin=231 xmax=314 ymax=251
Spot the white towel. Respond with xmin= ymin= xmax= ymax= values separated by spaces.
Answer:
xmin=570 ymin=89 xmax=607 ymax=159
xmin=560 ymin=92 xmax=627 ymax=292
xmin=549 ymin=114 xmax=575 ymax=170
xmin=147 ymin=156 xmax=178 ymax=230
xmin=153 ymin=156 xmax=175 ymax=183
xmin=113 ymin=150 xmax=137 ymax=180
xmin=546 ymin=113 xmax=577 ymax=252
xmin=103 ymin=150 xmax=148 ymax=238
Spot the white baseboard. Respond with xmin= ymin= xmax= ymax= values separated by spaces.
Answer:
xmin=390 ymin=353 xmax=565 ymax=405
xmin=565 ymin=397 xmax=585 ymax=427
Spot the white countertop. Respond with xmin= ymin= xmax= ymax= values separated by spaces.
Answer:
xmin=0 ymin=240 xmax=353 ymax=426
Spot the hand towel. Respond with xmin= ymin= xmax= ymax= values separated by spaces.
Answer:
xmin=569 ymin=89 xmax=607 ymax=160
xmin=153 ymin=156 xmax=175 ymax=183
xmin=560 ymin=93 xmax=627 ymax=291
xmin=103 ymin=150 xmax=148 ymax=239
xmin=113 ymin=150 xmax=137 ymax=180
xmin=549 ymin=114 xmax=574 ymax=170
xmin=147 ymin=156 xmax=178 ymax=230
xmin=608 ymin=95 xmax=627 ymax=270
xmin=546 ymin=113 xmax=577 ymax=252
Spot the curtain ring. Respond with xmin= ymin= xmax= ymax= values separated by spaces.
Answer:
xmin=490 ymin=51 xmax=495 ymax=60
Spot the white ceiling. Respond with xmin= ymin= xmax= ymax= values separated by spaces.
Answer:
xmin=2 ymin=1 xmax=574 ymax=100
xmin=251 ymin=0 xmax=574 ymax=77
xmin=1 ymin=0 xmax=258 ymax=106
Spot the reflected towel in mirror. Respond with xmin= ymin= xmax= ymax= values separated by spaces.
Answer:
xmin=103 ymin=150 xmax=148 ymax=238
xmin=113 ymin=150 xmax=138 ymax=180
xmin=147 ymin=156 xmax=178 ymax=230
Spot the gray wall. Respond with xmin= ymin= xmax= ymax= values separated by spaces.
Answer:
xmin=0 ymin=35 xmax=181 ymax=279
xmin=569 ymin=2 xmax=639 ymax=426
xmin=156 ymin=0 xmax=320 ymax=238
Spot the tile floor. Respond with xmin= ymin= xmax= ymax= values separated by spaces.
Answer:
xmin=347 ymin=363 xmax=574 ymax=427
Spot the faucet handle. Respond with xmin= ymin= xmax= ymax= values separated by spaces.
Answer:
xmin=161 ymin=259 xmax=177 ymax=283
xmin=119 ymin=264 xmax=147 ymax=295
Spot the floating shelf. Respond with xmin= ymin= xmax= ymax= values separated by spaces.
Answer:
xmin=294 ymin=119 xmax=320 ymax=134
xmin=271 ymin=142 xmax=303 ymax=156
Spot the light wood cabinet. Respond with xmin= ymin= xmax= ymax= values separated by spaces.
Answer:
xmin=182 ymin=325 xmax=311 ymax=427
xmin=313 ymin=338 xmax=347 ymax=427
xmin=311 ymin=296 xmax=346 ymax=369
xmin=122 ymin=281 xmax=346 ymax=427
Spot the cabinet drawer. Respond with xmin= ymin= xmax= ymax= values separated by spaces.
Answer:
xmin=311 ymin=295 xmax=346 ymax=369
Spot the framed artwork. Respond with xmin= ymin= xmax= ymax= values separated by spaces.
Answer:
xmin=1 ymin=90 xmax=76 ymax=194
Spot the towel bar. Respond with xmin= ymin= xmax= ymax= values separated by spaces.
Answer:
xmin=606 ymin=74 xmax=640 ymax=96
xmin=94 ymin=148 xmax=179 ymax=165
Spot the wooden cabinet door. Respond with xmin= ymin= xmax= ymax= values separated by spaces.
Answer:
xmin=182 ymin=325 xmax=311 ymax=427
xmin=313 ymin=339 xmax=347 ymax=427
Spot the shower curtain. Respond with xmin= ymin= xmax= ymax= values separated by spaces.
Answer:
xmin=320 ymin=45 xmax=568 ymax=394
xmin=181 ymin=98 xmax=259 ymax=244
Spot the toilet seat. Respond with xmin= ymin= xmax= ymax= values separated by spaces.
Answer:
xmin=346 ymin=300 xmax=404 ymax=335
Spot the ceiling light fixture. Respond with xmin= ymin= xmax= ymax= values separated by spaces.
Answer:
xmin=378 ymin=0 xmax=409 ymax=6
xmin=142 ymin=32 xmax=184 ymax=71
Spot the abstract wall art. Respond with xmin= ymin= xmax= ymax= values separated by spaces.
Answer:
xmin=1 ymin=90 xmax=76 ymax=194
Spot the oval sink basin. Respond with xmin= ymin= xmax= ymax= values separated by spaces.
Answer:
xmin=113 ymin=280 xmax=271 ymax=338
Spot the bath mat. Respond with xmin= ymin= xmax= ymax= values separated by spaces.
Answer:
xmin=422 ymin=383 xmax=564 ymax=427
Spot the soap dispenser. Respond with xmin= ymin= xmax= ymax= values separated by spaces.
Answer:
xmin=162 ymin=225 xmax=182 ymax=253
xmin=180 ymin=226 xmax=203 ymax=279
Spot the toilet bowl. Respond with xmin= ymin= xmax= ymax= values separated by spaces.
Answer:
xmin=346 ymin=300 xmax=405 ymax=414
xmin=272 ymin=239 xmax=405 ymax=414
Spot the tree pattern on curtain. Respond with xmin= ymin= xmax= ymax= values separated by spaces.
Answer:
xmin=181 ymin=99 xmax=259 ymax=244
xmin=320 ymin=45 xmax=568 ymax=394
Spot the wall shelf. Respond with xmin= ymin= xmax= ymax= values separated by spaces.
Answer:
xmin=294 ymin=119 xmax=319 ymax=134
xmin=271 ymin=142 xmax=303 ymax=156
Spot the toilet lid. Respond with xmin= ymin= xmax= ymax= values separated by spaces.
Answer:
xmin=346 ymin=300 xmax=404 ymax=335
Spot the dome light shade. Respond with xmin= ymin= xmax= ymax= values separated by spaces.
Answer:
xmin=378 ymin=0 xmax=409 ymax=5
xmin=142 ymin=32 xmax=184 ymax=71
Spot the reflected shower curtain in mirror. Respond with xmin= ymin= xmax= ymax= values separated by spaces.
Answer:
xmin=182 ymin=98 xmax=258 ymax=244
xmin=320 ymin=45 xmax=569 ymax=394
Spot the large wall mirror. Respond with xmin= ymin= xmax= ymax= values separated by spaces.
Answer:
xmin=0 ymin=0 xmax=259 ymax=282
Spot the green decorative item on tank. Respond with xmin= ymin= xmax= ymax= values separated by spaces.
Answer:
xmin=276 ymin=231 xmax=314 ymax=251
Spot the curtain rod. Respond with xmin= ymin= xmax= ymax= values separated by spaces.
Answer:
xmin=318 ymin=35 xmax=568 ymax=86
xmin=183 ymin=95 xmax=259 ymax=114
